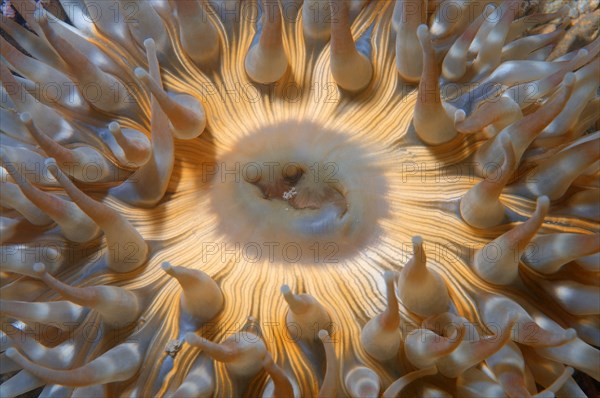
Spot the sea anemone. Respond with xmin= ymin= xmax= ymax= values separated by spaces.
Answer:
xmin=0 ymin=0 xmax=599 ymax=396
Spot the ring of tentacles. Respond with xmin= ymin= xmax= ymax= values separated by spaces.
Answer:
xmin=0 ymin=0 xmax=598 ymax=397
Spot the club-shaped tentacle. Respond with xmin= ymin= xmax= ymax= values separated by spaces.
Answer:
xmin=460 ymin=132 xmax=516 ymax=229
xmin=161 ymin=262 xmax=224 ymax=322
xmin=472 ymin=196 xmax=550 ymax=285
xmin=170 ymin=0 xmax=220 ymax=66
xmin=360 ymin=271 xmax=401 ymax=361
xmin=413 ymin=24 xmax=457 ymax=145
xmin=245 ymin=0 xmax=288 ymax=84
xmin=33 ymin=263 xmax=142 ymax=327
xmin=46 ymin=158 xmax=149 ymax=272
xmin=328 ymin=0 xmax=373 ymax=92
xmin=396 ymin=236 xmax=450 ymax=317
xmin=281 ymin=285 xmax=331 ymax=342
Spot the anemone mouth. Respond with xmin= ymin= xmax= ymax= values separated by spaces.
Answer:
xmin=209 ymin=120 xmax=389 ymax=264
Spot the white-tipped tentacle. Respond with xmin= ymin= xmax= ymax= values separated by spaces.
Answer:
xmin=1 ymin=156 xmax=100 ymax=242
xmin=262 ymin=352 xmax=295 ymax=398
xmin=170 ymin=0 xmax=220 ymax=66
xmin=524 ymin=347 xmax=588 ymax=397
xmin=134 ymin=67 xmax=206 ymax=140
xmin=382 ymin=367 xmax=437 ymax=398
xmin=33 ymin=263 xmax=142 ymax=327
xmin=360 ymin=271 xmax=402 ymax=361
xmin=511 ymin=134 xmax=600 ymax=201
xmin=479 ymin=294 xmax=577 ymax=347
xmin=535 ymin=337 xmax=600 ymax=381
xmin=109 ymin=38 xmax=175 ymax=207
xmin=121 ymin=0 xmax=169 ymax=52
xmin=395 ymin=0 xmax=425 ymax=83
xmin=328 ymin=0 xmax=373 ymax=92
xmin=20 ymin=113 xmax=121 ymax=184
xmin=185 ymin=324 xmax=267 ymax=378
xmin=396 ymin=236 xmax=450 ymax=317
xmin=106 ymin=122 xmax=152 ymax=168
xmin=0 ymin=299 xmax=88 ymax=330
xmin=404 ymin=323 xmax=466 ymax=369
xmin=0 ymin=145 xmax=58 ymax=187
xmin=435 ymin=318 xmax=516 ymax=378
xmin=162 ymin=262 xmax=224 ymax=322
xmin=0 ymin=59 xmax=75 ymax=142
xmin=474 ymin=74 xmax=575 ymax=176
xmin=460 ymin=132 xmax=515 ymax=229
xmin=281 ymin=285 xmax=331 ymax=341
xmin=0 ymin=179 xmax=51 ymax=226
xmin=317 ymin=330 xmax=338 ymax=398
xmin=471 ymin=0 xmax=519 ymax=77
xmin=522 ymin=233 xmax=600 ymax=274
xmin=472 ymin=196 xmax=550 ymax=285
xmin=0 ymin=244 xmax=64 ymax=277
xmin=5 ymin=341 xmax=143 ymax=387
xmin=46 ymin=158 xmax=149 ymax=272
xmin=413 ymin=24 xmax=457 ymax=145
xmin=245 ymin=0 xmax=288 ymax=84
xmin=538 ymin=279 xmax=600 ymax=316
xmin=541 ymin=59 xmax=600 ymax=137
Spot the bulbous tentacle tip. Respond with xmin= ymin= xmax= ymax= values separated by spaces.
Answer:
xmin=416 ymin=24 xmax=430 ymax=44
xmin=280 ymin=284 xmax=291 ymax=295
xmin=564 ymin=328 xmax=577 ymax=341
xmin=318 ymin=329 xmax=329 ymax=341
xmin=135 ymin=65 xmax=206 ymax=139
xmin=185 ymin=332 xmax=202 ymax=345
xmin=134 ymin=67 xmax=148 ymax=81
xmin=412 ymin=235 xmax=423 ymax=247
xmin=32 ymin=262 xmax=46 ymax=276
xmin=398 ymin=236 xmax=450 ymax=317
xmin=108 ymin=121 xmax=120 ymax=133
xmin=563 ymin=72 xmax=576 ymax=88
xmin=161 ymin=261 xmax=174 ymax=274
xmin=317 ymin=328 xmax=337 ymax=397
xmin=143 ymin=38 xmax=156 ymax=52
xmin=345 ymin=366 xmax=380 ymax=398
xmin=281 ymin=285 xmax=306 ymax=313
xmin=44 ymin=157 xmax=59 ymax=174
xmin=454 ymin=109 xmax=466 ymax=125
xmin=536 ymin=196 xmax=551 ymax=214
xmin=383 ymin=270 xmax=397 ymax=283
xmin=4 ymin=348 xmax=19 ymax=362
xmin=19 ymin=111 xmax=32 ymax=125
xmin=107 ymin=121 xmax=152 ymax=167
xmin=498 ymin=130 xmax=510 ymax=149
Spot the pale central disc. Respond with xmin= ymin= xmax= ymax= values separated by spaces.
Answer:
xmin=209 ymin=120 xmax=389 ymax=263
